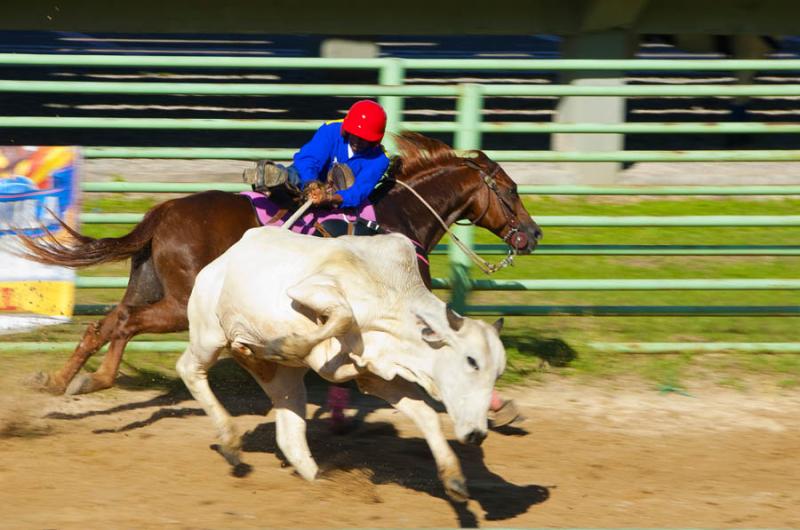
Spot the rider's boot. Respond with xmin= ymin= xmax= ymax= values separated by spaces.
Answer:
xmin=243 ymin=160 xmax=299 ymax=193
xmin=488 ymin=389 xmax=524 ymax=428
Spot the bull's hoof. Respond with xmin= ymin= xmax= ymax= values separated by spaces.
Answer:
xmin=65 ymin=373 xmax=99 ymax=395
xmin=211 ymin=442 xmax=242 ymax=468
xmin=232 ymin=462 xmax=253 ymax=478
xmin=444 ymin=477 xmax=470 ymax=503
xmin=26 ymin=372 xmax=65 ymax=395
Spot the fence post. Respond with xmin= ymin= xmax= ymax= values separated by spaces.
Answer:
xmin=450 ymin=83 xmax=483 ymax=313
xmin=378 ymin=58 xmax=405 ymax=154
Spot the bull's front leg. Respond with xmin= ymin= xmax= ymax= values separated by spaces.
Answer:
xmin=244 ymin=364 xmax=318 ymax=481
xmin=357 ymin=373 xmax=469 ymax=503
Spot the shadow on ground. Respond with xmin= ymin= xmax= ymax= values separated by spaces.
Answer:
xmin=45 ymin=357 xmax=548 ymax=524
xmin=240 ymin=418 xmax=549 ymax=524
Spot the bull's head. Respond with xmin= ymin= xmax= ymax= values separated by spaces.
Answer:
xmin=416 ymin=306 xmax=507 ymax=446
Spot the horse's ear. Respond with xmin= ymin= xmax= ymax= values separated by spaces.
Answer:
xmin=472 ymin=150 xmax=491 ymax=163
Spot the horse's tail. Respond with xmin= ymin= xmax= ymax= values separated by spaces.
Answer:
xmin=15 ymin=203 xmax=166 ymax=268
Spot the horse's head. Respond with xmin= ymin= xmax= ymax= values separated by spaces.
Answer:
xmin=461 ymin=152 xmax=542 ymax=254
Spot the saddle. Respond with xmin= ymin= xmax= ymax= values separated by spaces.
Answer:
xmin=242 ymin=161 xmax=384 ymax=238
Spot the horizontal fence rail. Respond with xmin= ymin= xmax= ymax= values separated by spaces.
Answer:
xmin=3 ymin=54 xmax=800 ymax=70
xmin=5 ymin=80 xmax=800 ymax=97
xmin=3 ymin=340 xmax=799 ymax=354
xmin=3 ymin=53 xmax=798 ymax=355
xmin=75 ymin=277 xmax=800 ymax=291
xmin=78 ymin=147 xmax=800 ymax=162
xmin=463 ymin=306 xmax=800 ymax=317
xmin=78 ymin=212 xmax=800 ymax=227
xmin=80 ymin=182 xmax=800 ymax=196
xmin=588 ymin=342 xmax=800 ymax=353
xmin=9 ymin=117 xmax=800 ymax=135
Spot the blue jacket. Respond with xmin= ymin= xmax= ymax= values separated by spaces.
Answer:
xmin=291 ymin=121 xmax=390 ymax=208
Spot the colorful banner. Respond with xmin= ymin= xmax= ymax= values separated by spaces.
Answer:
xmin=0 ymin=146 xmax=80 ymax=334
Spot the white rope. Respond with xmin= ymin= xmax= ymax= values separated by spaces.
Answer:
xmin=392 ymin=179 xmax=514 ymax=274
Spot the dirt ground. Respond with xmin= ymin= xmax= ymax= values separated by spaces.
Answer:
xmin=1 ymin=365 xmax=798 ymax=530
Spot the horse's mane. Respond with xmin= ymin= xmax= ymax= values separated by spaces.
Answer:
xmin=369 ymin=131 xmax=481 ymax=204
xmin=393 ymin=131 xmax=470 ymax=180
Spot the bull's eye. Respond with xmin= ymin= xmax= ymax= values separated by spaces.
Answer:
xmin=467 ymin=356 xmax=479 ymax=370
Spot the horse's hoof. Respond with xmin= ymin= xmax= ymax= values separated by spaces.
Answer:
xmin=65 ymin=373 xmax=96 ymax=396
xmin=444 ymin=477 xmax=470 ymax=503
xmin=25 ymin=372 xmax=64 ymax=395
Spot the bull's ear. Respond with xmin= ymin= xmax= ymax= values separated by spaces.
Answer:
xmin=416 ymin=313 xmax=446 ymax=349
xmin=445 ymin=304 xmax=465 ymax=331
xmin=492 ymin=317 xmax=504 ymax=335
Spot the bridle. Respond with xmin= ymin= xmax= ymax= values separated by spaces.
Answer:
xmin=460 ymin=159 xmax=530 ymax=253
xmin=390 ymin=158 xmax=533 ymax=274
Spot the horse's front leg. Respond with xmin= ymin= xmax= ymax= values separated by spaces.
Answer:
xmin=240 ymin=362 xmax=318 ymax=481
xmin=357 ymin=373 xmax=469 ymax=503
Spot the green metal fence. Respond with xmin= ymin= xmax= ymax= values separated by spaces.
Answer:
xmin=1 ymin=53 xmax=798 ymax=354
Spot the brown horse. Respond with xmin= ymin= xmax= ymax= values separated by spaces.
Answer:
xmin=20 ymin=132 xmax=542 ymax=395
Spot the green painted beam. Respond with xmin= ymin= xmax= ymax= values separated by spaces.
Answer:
xmin=0 ymin=80 xmax=461 ymax=96
xmin=70 ymin=304 xmax=800 ymax=318
xmin=83 ymin=147 xmax=297 ymax=160
xmin=0 ymin=341 xmax=188 ymax=353
xmin=2 ymin=80 xmax=800 ymax=97
xmin=480 ymin=84 xmax=800 ymax=97
xmin=589 ymin=342 xmax=800 ymax=353
xmin=6 ymin=117 xmax=800 ymax=135
xmin=534 ymin=216 xmax=800 ymax=227
xmin=3 ymin=53 xmax=800 ymax=71
xmin=483 ymin=150 xmax=800 ymax=162
xmin=515 ymin=185 xmax=800 ymax=195
xmin=0 ymin=117 xmax=323 ymax=130
xmin=428 ymin=245 xmax=800 ymax=256
xmin=79 ymin=277 xmax=800 ymax=290
xmin=431 ymin=278 xmax=800 ymax=291
xmin=76 ymin=277 xmax=128 ymax=288
xmin=77 ymin=213 xmax=800 ymax=227
xmin=82 ymin=182 xmax=249 ymax=193
xmin=80 ymin=147 xmax=800 ymax=162
xmin=464 ymin=305 xmax=800 ymax=316
xmin=480 ymin=122 xmax=800 ymax=134
xmin=0 ymin=117 xmax=447 ymax=134
xmin=402 ymin=58 xmax=800 ymax=72
xmin=79 ymin=182 xmax=800 ymax=196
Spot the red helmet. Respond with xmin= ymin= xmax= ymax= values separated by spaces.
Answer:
xmin=342 ymin=100 xmax=386 ymax=143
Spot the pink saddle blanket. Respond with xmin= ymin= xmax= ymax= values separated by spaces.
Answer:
xmin=240 ymin=191 xmax=377 ymax=235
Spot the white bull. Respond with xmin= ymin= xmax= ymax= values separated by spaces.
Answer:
xmin=176 ymin=227 xmax=506 ymax=501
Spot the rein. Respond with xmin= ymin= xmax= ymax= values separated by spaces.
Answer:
xmin=391 ymin=169 xmax=520 ymax=275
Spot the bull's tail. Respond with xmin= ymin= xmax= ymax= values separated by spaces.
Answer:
xmin=15 ymin=204 xmax=166 ymax=268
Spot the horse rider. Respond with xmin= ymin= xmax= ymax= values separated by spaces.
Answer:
xmin=244 ymin=99 xmax=391 ymax=210
xmin=243 ymin=99 xmax=523 ymax=431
